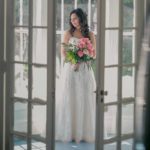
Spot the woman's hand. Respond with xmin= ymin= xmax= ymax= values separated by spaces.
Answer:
xmin=72 ymin=63 xmax=80 ymax=71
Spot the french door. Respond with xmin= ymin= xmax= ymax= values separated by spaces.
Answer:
xmin=96 ymin=0 xmax=143 ymax=149
xmin=1 ymin=0 xmax=144 ymax=150
xmin=5 ymin=0 xmax=56 ymax=150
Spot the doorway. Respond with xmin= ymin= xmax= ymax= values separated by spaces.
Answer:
xmin=0 ymin=0 xmax=144 ymax=150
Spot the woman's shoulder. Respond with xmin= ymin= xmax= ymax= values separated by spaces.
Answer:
xmin=63 ymin=30 xmax=72 ymax=38
xmin=62 ymin=30 xmax=72 ymax=43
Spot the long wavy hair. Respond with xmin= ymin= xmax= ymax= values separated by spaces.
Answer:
xmin=69 ymin=8 xmax=90 ymax=39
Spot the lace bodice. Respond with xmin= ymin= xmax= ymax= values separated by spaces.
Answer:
xmin=69 ymin=37 xmax=80 ymax=45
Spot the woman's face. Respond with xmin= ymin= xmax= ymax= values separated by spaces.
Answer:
xmin=70 ymin=13 xmax=80 ymax=29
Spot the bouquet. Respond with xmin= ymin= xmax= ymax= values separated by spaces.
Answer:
xmin=62 ymin=37 xmax=96 ymax=65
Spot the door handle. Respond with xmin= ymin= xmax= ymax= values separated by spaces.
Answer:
xmin=100 ymin=90 xmax=108 ymax=96
xmin=94 ymin=90 xmax=108 ymax=96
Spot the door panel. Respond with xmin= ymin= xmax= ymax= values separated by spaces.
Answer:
xmin=96 ymin=0 xmax=141 ymax=149
xmin=6 ymin=0 xmax=56 ymax=150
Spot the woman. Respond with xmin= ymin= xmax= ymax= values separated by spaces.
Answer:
xmin=55 ymin=8 xmax=96 ymax=143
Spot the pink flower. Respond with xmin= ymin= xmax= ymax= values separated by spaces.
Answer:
xmin=77 ymin=50 xmax=84 ymax=57
xmin=78 ymin=43 xmax=84 ymax=49
xmin=78 ymin=40 xmax=86 ymax=48
xmin=83 ymin=49 xmax=89 ymax=55
xmin=87 ymin=44 xmax=92 ymax=50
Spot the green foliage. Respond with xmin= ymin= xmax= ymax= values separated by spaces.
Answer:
xmin=123 ymin=38 xmax=132 ymax=65
xmin=123 ymin=67 xmax=133 ymax=76
xmin=122 ymin=37 xmax=133 ymax=76
xmin=123 ymin=0 xmax=133 ymax=8
xmin=65 ymin=51 xmax=78 ymax=64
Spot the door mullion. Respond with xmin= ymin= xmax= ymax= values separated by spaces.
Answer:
xmin=5 ymin=0 xmax=15 ymax=149
xmin=28 ymin=0 xmax=33 ymax=149
xmin=96 ymin=0 xmax=106 ymax=149
xmin=117 ymin=0 xmax=123 ymax=149
xmin=46 ymin=0 xmax=56 ymax=150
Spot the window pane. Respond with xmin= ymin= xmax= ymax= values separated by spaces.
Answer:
xmin=91 ymin=0 xmax=97 ymax=32
xmin=105 ymin=30 xmax=118 ymax=66
xmin=14 ymin=64 xmax=28 ymax=98
xmin=14 ymin=102 xmax=27 ymax=132
xmin=33 ymin=0 xmax=47 ymax=26
xmin=106 ymin=0 xmax=119 ymax=27
xmin=122 ymin=67 xmax=135 ymax=98
xmin=77 ymin=0 xmax=88 ymax=13
xmin=56 ymin=0 xmax=61 ymax=30
xmin=14 ymin=0 xmax=29 ymax=25
xmin=32 ymin=105 xmax=46 ymax=138
xmin=104 ymin=142 xmax=117 ymax=150
xmin=123 ymin=30 xmax=135 ymax=64
xmin=32 ymin=140 xmax=46 ymax=150
xmin=122 ymin=103 xmax=134 ymax=135
xmin=32 ymin=67 xmax=47 ymax=101
xmin=14 ymin=136 xmax=27 ymax=150
xmin=122 ymin=139 xmax=133 ymax=150
xmin=104 ymin=67 xmax=118 ymax=103
xmin=14 ymin=28 xmax=28 ymax=62
xmin=104 ymin=106 xmax=117 ymax=139
xmin=123 ymin=0 xmax=134 ymax=27
xmin=64 ymin=1 xmax=74 ymax=30
xmin=32 ymin=29 xmax=47 ymax=64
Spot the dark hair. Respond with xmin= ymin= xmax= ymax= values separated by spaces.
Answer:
xmin=69 ymin=8 xmax=90 ymax=39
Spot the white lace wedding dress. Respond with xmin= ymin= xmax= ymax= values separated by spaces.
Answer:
xmin=55 ymin=37 xmax=96 ymax=143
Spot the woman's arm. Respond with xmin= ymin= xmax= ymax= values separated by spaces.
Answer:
xmin=61 ymin=30 xmax=71 ymax=60
xmin=89 ymin=31 xmax=96 ymax=58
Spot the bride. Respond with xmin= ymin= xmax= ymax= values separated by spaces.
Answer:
xmin=55 ymin=8 xmax=96 ymax=143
